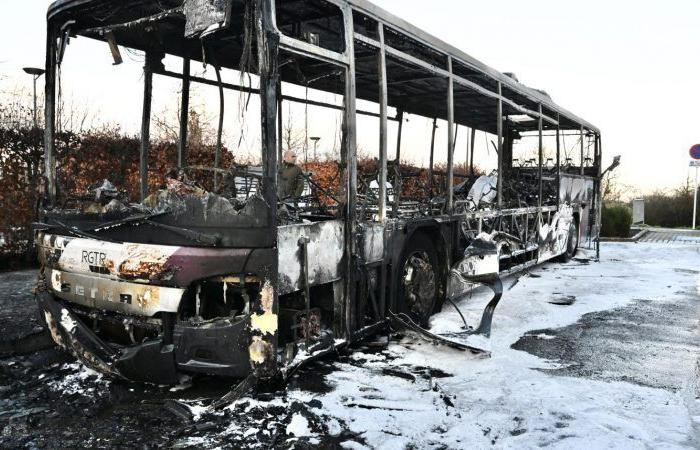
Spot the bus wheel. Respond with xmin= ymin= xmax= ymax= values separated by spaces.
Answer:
xmin=560 ymin=221 xmax=579 ymax=262
xmin=398 ymin=234 xmax=438 ymax=328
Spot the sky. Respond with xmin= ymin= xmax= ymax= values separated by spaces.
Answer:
xmin=1 ymin=0 xmax=699 ymax=194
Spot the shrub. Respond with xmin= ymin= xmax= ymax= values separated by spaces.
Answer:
xmin=601 ymin=204 xmax=632 ymax=238
xmin=644 ymin=183 xmax=698 ymax=229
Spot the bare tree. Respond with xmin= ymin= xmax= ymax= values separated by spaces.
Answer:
xmin=602 ymin=171 xmax=637 ymax=204
xmin=152 ymin=89 xmax=218 ymax=147
xmin=57 ymin=96 xmax=97 ymax=133
xmin=283 ymin=113 xmax=306 ymax=154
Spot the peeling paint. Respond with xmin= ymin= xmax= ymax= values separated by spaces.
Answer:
xmin=73 ymin=347 xmax=118 ymax=378
xmin=259 ymin=280 xmax=274 ymax=312
xmin=60 ymin=309 xmax=77 ymax=334
xmin=277 ymin=221 xmax=344 ymax=295
xmin=45 ymin=237 xmax=179 ymax=283
xmin=50 ymin=270 xmax=62 ymax=292
xmin=249 ymin=336 xmax=272 ymax=365
xmin=250 ymin=312 xmax=278 ymax=336
xmin=104 ymin=259 xmax=116 ymax=274
xmin=43 ymin=311 xmax=65 ymax=349
xmin=47 ymin=269 xmax=184 ymax=317
xmin=119 ymin=244 xmax=173 ymax=281
xmin=135 ymin=287 xmax=160 ymax=309
xmin=538 ymin=205 xmax=573 ymax=263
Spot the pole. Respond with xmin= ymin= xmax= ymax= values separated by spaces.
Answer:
xmin=277 ymin=79 xmax=283 ymax=165
xmin=596 ymin=134 xmax=603 ymax=259
xmin=465 ymin=127 xmax=470 ymax=174
xmin=392 ymin=110 xmax=404 ymax=216
xmin=214 ymin=65 xmax=224 ymax=190
xmin=555 ymin=115 xmax=561 ymax=208
xmin=580 ymin=125 xmax=585 ymax=176
xmin=44 ymin=29 xmax=57 ymax=205
xmin=470 ymin=127 xmax=476 ymax=175
xmin=277 ymin=90 xmax=283 ymax=164
xmin=140 ymin=53 xmax=153 ymax=203
xmin=178 ymin=58 xmax=190 ymax=168
xmin=32 ymin=76 xmax=38 ymax=129
xmin=538 ymin=104 xmax=543 ymax=209
xmin=693 ymin=166 xmax=698 ymax=230
xmin=446 ymin=57 xmax=455 ymax=213
xmin=254 ymin=0 xmax=280 ymax=378
xmin=342 ymin=2 xmax=359 ymax=336
xmin=496 ymin=82 xmax=503 ymax=207
xmin=378 ymin=23 xmax=388 ymax=222
xmin=429 ymin=117 xmax=437 ymax=190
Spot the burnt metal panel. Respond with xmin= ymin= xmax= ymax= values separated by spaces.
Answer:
xmin=37 ymin=233 xmax=275 ymax=289
xmin=47 ymin=269 xmax=184 ymax=317
xmin=360 ymin=223 xmax=384 ymax=264
xmin=183 ymin=0 xmax=228 ymax=37
xmin=173 ymin=317 xmax=251 ymax=378
xmin=277 ymin=220 xmax=345 ymax=295
xmin=559 ymin=174 xmax=595 ymax=246
xmin=537 ymin=205 xmax=574 ymax=263
xmin=559 ymin=174 xmax=593 ymax=206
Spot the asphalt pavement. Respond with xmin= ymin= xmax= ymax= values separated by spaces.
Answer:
xmin=0 ymin=235 xmax=698 ymax=448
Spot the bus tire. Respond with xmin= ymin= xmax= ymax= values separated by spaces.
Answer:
xmin=397 ymin=234 xmax=439 ymax=328
xmin=559 ymin=221 xmax=579 ymax=262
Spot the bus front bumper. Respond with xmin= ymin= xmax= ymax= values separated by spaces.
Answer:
xmin=37 ymin=292 xmax=251 ymax=384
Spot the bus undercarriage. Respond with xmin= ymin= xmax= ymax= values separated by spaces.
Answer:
xmin=37 ymin=0 xmax=603 ymax=387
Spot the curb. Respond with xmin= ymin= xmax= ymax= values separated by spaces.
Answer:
xmin=599 ymin=228 xmax=648 ymax=243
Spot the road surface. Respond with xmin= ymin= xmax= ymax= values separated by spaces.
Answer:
xmin=0 ymin=239 xmax=699 ymax=449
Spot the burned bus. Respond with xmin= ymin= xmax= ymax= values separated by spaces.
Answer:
xmin=36 ymin=0 xmax=602 ymax=385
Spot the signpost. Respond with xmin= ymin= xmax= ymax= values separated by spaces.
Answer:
xmin=691 ymin=144 xmax=700 ymax=230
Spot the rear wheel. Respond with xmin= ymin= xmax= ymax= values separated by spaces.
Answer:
xmin=560 ymin=221 xmax=579 ymax=262
xmin=397 ymin=234 xmax=439 ymax=328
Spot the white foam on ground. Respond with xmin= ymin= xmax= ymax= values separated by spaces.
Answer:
xmin=282 ymin=243 xmax=700 ymax=448
xmin=535 ymin=333 xmax=556 ymax=340
xmin=286 ymin=413 xmax=313 ymax=437
xmin=47 ymin=363 xmax=105 ymax=396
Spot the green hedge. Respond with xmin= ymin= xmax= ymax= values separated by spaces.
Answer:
xmin=644 ymin=186 xmax=698 ymax=229
xmin=601 ymin=204 xmax=632 ymax=238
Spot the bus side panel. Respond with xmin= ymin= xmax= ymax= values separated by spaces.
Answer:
xmin=277 ymin=221 xmax=345 ymax=296
xmin=560 ymin=175 xmax=596 ymax=248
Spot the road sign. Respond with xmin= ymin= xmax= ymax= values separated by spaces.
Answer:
xmin=691 ymin=144 xmax=700 ymax=160
xmin=693 ymin=157 xmax=700 ymax=230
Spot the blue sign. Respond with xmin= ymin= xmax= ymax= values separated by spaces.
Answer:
xmin=691 ymin=144 xmax=700 ymax=160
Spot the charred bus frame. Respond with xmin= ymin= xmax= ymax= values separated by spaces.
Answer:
xmin=37 ymin=0 xmax=602 ymax=385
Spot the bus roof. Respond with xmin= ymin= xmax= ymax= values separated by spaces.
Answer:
xmin=47 ymin=0 xmax=599 ymax=134
xmin=349 ymin=0 xmax=599 ymax=133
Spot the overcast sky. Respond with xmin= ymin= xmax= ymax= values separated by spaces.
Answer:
xmin=1 ymin=0 xmax=699 ymax=194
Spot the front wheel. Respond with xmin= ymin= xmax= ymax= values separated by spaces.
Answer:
xmin=397 ymin=234 xmax=439 ymax=328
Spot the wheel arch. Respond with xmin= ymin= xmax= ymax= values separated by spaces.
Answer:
xmin=403 ymin=223 xmax=451 ymax=309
